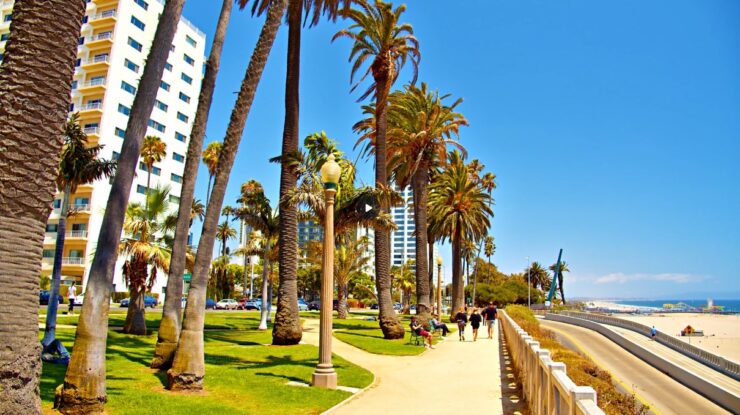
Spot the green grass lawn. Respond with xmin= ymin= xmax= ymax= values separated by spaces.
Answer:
xmin=331 ymin=317 xmax=450 ymax=356
xmin=46 ymin=309 xmax=272 ymax=331
xmin=39 ymin=316 xmax=373 ymax=415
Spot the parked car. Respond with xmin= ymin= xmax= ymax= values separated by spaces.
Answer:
xmin=297 ymin=298 xmax=309 ymax=311
xmin=370 ymin=303 xmax=379 ymax=310
xmin=74 ymin=294 xmax=85 ymax=306
xmin=216 ymin=298 xmax=239 ymax=310
xmin=308 ymin=301 xmax=320 ymax=311
xmin=120 ymin=296 xmax=157 ymax=308
xmin=206 ymin=298 xmax=217 ymax=310
xmin=393 ymin=302 xmax=402 ymax=311
xmin=242 ymin=299 xmax=261 ymax=310
xmin=39 ymin=290 xmax=63 ymax=305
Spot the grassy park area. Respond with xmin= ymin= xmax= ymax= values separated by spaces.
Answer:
xmin=39 ymin=311 xmax=373 ymax=415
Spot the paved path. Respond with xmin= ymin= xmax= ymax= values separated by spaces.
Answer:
xmin=301 ymin=320 xmax=503 ymax=414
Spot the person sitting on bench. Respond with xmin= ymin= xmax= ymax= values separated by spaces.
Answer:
xmin=431 ymin=315 xmax=449 ymax=336
xmin=410 ymin=316 xmax=435 ymax=349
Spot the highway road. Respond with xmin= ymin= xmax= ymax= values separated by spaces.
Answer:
xmin=539 ymin=319 xmax=732 ymax=415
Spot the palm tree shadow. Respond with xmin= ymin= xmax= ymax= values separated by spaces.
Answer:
xmin=498 ymin=328 xmax=530 ymax=414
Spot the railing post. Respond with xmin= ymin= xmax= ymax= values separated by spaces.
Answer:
xmin=548 ymin=362 xmax=566 ymax=415
xmin=571 ymin=386 xmax=597 ymax=415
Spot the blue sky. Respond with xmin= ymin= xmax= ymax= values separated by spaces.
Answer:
xmin=181 ymin=0 xmax=740 ymax=299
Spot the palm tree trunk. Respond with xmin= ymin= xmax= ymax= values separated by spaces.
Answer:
xmin=411 ymin=167 xmax=431 ymax=324
xmin=267 ymin=274 xmax=273 ymax=323
xmin=428 ymin=239 xmax=434 ymax=304
xmin=59 ymin=1 xmax=186 ymax=411
xmin=0 ymin=2 xmax=86 ymax=413
xmin=337 ymin=282 xmax=347 ymax=319
xmin=258 ymin=243 xmax=271 ymax=330
xmin=42 ymin=187 xmax=71 ymax=346
xmin=167 ymin=0 xmax=286 ymax=391
xmin=145 ymin=167 xmax=152 ymax=213
xmin=152 ymin=0 xmax=233 ymax=366
xmin=558 ymin=274 xmax=565 ymax=304
xmin=273 ymin=0 xmax=303 ymax=346
xmin=374 ymin=76 xmax=404 ymax=339
xmin=206 ymin=175 xmax=212 ymax=206
xmin=123 ymin=256 xmax=148 ymax=335
xmin=450 ymin=222 xmax=464 ymax=321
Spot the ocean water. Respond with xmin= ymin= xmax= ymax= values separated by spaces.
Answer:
xmin=613 ymin=299 xmax=740 ymax=312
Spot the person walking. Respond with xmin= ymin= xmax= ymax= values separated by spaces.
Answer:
xmin=482 ymin=302 xmax=498 ymax=339
xmin=469 ymin=308 xmax=482 ymax=341
xmin=650 ymin=325 xmax=657 ymax=340
xmin=454 ymin=307 xmax=468 ymax=341
xmin=67 ymin=282 xmax=77 ymax=315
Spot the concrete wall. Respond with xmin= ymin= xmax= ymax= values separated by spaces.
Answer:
xmin=499 ymin=311 xmax=605 ymax=415
xmin=546 ymin=313 xmax=740 ymax=413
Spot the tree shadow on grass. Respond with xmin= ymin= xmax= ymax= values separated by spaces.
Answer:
xmin=203 ymin=332 xmax=265 ymax=347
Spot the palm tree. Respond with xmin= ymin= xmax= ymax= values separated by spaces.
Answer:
xmin=167 ymin=0 xmax=287 ymax=392
xmin=140 ymin=135 xmax=167 ymax=213
xmin=241 ymin=0 xmax=352 ymax=346
xmin=216 ymin=221 xmax=237 ymax=257
xmin=484 ymin=236 xmax=495 ymax=281
xmin=335 ymin=236 xmax=371 ymax=319
xmin=0 ymin=1 xmax=86 ymax=410
xmin=59 ymin=1 xmax=186 ymax=410
xmin=190 ymin=199 xmax=205 ymax=227
xmin=429 ymin=153 xmax=493 ymax=320
xmin=42 ymin=114 xmax=116 ymax=351
xmin=334 ymin=0 xmax=420 ymax=339
xmin=120 ymin=186 xmax=175 ymax=335
xmin=527 ymin=261 xmax=551 ymax=294
xmin=549 ymin=261 xmax=569 ymax=304
xmin=152 ymin=0 xmax=233 ymax=370
xmin=201 ymin=141 xmax=223 ymax=205
xmin=235 ymin=185 xmax=280 ymax=329
xmin=391 ymin=261 xmax=415 ymax=314
xmin=356 ymin=82 xmax=468 ymax=323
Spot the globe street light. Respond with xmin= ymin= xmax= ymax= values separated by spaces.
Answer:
xmin=313 ymin=154 xmax=340 ymax=389
xmin=436 ymin=256 xmax=443 ymax=317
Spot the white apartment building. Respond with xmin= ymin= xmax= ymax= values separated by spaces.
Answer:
xmin=0 ymin=0 xmax=206 ymax=299
xmin=391 ymin=184 xmax=438 ymax=270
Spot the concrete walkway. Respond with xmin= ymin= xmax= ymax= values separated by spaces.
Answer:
xmin=301 ymin=320 xmax=504 ymax=414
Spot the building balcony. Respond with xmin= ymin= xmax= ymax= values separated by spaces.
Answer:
xmin=69 ymin=204 xmax=91 ymax=213
xmin=83 ymin=126 xmax=100 ymax=137
xmin=82 ymin=31 xmax=113 ymax=50
xmin=41 ymin=257 xmax=86 ymax=268
xmin=77 ymin=78 xmax=107 ymax=95
xmin=77 ymin=102 xmax=103 ymax=117
xmin=88 ymin=9 xmax=117 ymax=28
xmin=80 ymin=54 xmax=110 ymax=71
xmin=67 ymin=230 xmax=88 ymax=239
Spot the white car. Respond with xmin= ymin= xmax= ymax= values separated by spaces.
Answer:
xmin=74 ymin=294 xmax=84 ymax=305
xmin=216 ymin=299 xmax=239 ymax=310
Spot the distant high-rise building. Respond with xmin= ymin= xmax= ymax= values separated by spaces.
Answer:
xmin=297 ymin=220 xmax=322 ymax=247
xmin=13 ymin=0 xmax=207 ymax=297
xmin=391 ymin=185 xmax=416 ymax=267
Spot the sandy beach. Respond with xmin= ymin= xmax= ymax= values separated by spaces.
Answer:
xmin=613 ymin=312 xmax=740 ymax=362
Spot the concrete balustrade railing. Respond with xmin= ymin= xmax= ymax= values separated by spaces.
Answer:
xmin=557 ymin=311 xmax=740 ymax=380
xmin=500 ymin=311 xmax=605 ymax=415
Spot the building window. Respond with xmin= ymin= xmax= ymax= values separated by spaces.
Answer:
xmin=171 ymin=173 xmax=182 ymax=183
xmin=1 ymin=33 xmax=9 ymax=41
xmin=134 ymin=0 xmax=149 ymax=10
xmin=131 ymin=16 xmax=145 ymax=31
xmin=160 ymin=81 xmax=170 ymax=91
xmin=121 ymin=81 xmax=137 ymax=94
xmin=139 ymin=162 xmax=161 ymax=175
xmin=71 ymin=80 xmax=78 ymax=90
xmin=147 ymin=119 xmax=166 ymax=133
xmin=185 ymin=35 xmax=197 ymax=48
xmin=170 ymin=44 xmax=175 ymax=52
xmin=181 ymin=73 xmax=193 ymax=85
xmin=43 ymin=249 xmax=54 ymax=258
xmin=124 ymin=58 xmax=139 ymax=73
xmin=115 ymin=127 xmax=125 ymax=138
xmin=4 ymin=14 xmax=12 ymax=22
xmin=128 ymin=37 xmax=143 ymax=52
xmin=183 ymin=54 xmax=194 ymax=66
xmin=176 ymin=112 xmax=189 ymax=123
xmin=46 ymin=223 xmax=58 ymax=233
xmin=175 ymin=132 xmax=187 ymax=142
xmin=178 ymin=92 xmax=190 ymax=103
xmin=172 ymin=152 xmax=185 ymax=162
xmin=118 ymin=104 xmax=131 ymax=116
xmin=53 ymin=199 xmax=61 ymax=209
xmin=169 ymin=195 xmax=180 ymax=203
xmin=154 ymin=100 xmax=168 ymax=112
xmin=136 ymin=185 xmax=147 ymax=194
xmin=164 ymin=62 xmax=173 ymax=71
xmin=112 ymin=151 xmax=120 ymax=160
